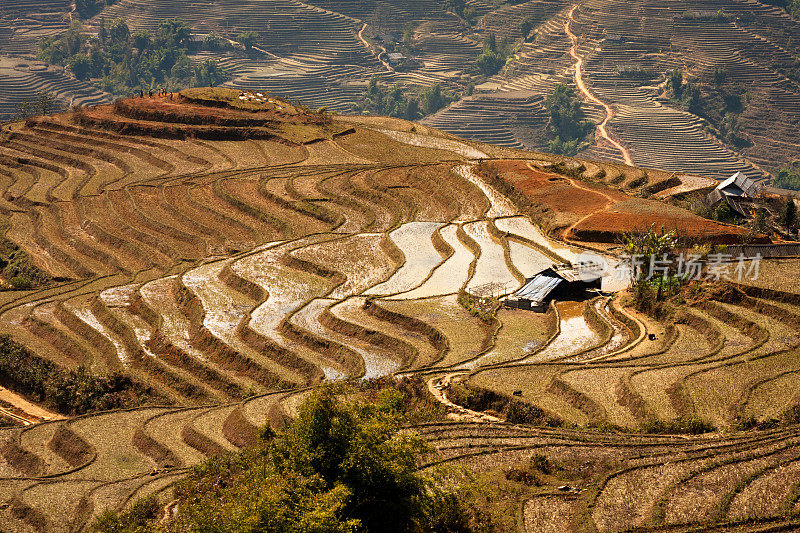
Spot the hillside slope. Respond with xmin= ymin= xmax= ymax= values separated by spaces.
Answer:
xmin=0 ymin=93 xmax=797 ymax=531
xmin=2 ymin=0 xmax=800 ymax=182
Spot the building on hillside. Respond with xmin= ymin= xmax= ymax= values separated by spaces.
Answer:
xmin=504 ymin=263 xmax=602 ymax=312
xmin=387 ymin=52 xmax=406 ymax=64
xmin=707 ymin=171 xmax=764 ymax=218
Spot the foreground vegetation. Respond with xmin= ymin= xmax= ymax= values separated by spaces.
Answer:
xmin=95 ymin=386 xmax=483 ymax=532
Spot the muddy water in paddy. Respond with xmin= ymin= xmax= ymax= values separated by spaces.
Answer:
xmin=521 ymin=301 xmax=600 ymax=363
xmin=568 ymin=299 xmax=631 ymax=361
xmin=291 ymin=298 xmax=400 ymax=380
xmin=393 ymin=224 xmax=473 ymax=299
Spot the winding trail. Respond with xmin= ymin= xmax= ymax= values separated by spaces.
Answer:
xmin=358 ymin=23 xmax=394 ymax=72
xmin=526 ymin=160 xmax=616 ymax=242
xmin=0 ymin=386 xmax=65 ymax=425
xmin=565 ymin=4 xmax=633 ymax=166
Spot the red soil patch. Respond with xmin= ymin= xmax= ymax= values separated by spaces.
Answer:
xmin=46 ymin=91 xmax=351 ymax=143
xmin=571 ymin=201 xmax=759 ymax=244
xmin=489 ymin=160 xmax=762 ymax=244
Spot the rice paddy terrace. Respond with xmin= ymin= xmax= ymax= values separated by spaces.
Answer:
xmin=0 ymin=92 xmax=798 ymax=531
xmin=4 ymin=0 xmax=800 ymax=181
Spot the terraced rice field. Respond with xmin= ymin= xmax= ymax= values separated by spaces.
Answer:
xmin=8 ymin=0 xmax=799 ymax=184
xmin=0 ymin=93 xmax=799 ymax=531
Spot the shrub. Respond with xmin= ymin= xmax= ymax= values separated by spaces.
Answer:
xmin=544 ymin=84 xmax=595 ymax=155
xmin=39 ymin=19 xmax=229 ymax=96
xmin=0 ymin=335 xmax=159 ymax=415
xmin=92 ymin=495 xmax=160 ymax=532
xmin=642 ymin=417 xmax=715 ymax=435
xmin=8 ymin=276 xmax=33 ymax=290
xmin=774 ymin=168 xmax=800 ymax=191
xmin=141 ymin=386 xmax=482 ymax=532
xmin=448 ymin=383 xmax=562 ymax=426
xmin=779 ymin=197 xmax=798 ymax=230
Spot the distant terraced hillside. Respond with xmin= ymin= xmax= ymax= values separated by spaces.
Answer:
xmin=0 ymin=93 xmax=798 ymax=530
xmin=3 ymin=0 xmax=800 ymax=183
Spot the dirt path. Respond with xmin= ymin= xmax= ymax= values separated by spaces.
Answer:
xmin=526 ymin=161 xmax=616 ymax=242
xmin=0 ymin=386 xmax=65 ymax=425
xmin=565 ymin=4 xmax=633 ymax=166
xmin=427 ymin=374 xmax=502 ymax=422
xmin=358 ymin=23 xmax=393 ymax=72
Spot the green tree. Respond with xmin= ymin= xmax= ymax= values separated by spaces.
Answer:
xmin=774 ymin=167 xmax=800 ymax=191
xmin=623 ymin=224 xmax=678 ymax=303
xmin=194 ymin=59 xmax=226 ymax=87
xmin=69 ymin=54 xmax=92 ymax=80
xmin=132 ymin=31 xmax=151 ymax=52
xmin=668 ymin=68 xmax=683 ymax=97
xmin=713 ymin=67 xmax=728 ymax=86
xmin=713 ymin=200 xmax=732 ymax=222
xmin=544 ymin=83 xmax=595 ymax=155
xmin=475 ymin=49 xmax=504 ymax=76
xmin=421 ymin=83 xmax=448 ymax=114
xmin=204 ymin=31 xmax=223 ymax=51
xmin=16 ymin=91 xmax=57 ymax=119
xmin=720 ymin=112 xmax=741 ymax=144
xmin=520 ymin=17 xmax=535 ymax=40
xmin=237 ymin=30 xmax=258 ymax=51
xmin=108 ymin=18 xmax=130 ymax=44
xmin=751 ymin=206 xmax=768 ymax=234
xmin=682 ymin=82 xmax=702 ymax=114
xmin=132 ymin=386 xmax=478 ymax=532
xmin=779 ymin=197 xmax=797 ymax=230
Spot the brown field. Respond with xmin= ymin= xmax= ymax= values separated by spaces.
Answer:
xmin=487 ymin=160 xmax=760 ymax=244
xmin=0 ymin=95 xmax=798 ymax=531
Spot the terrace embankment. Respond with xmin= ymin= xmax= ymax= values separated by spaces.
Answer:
xmin=0 ymin=95 xmax=798 ymax=530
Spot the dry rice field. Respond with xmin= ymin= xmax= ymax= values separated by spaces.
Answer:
xmin=0 ymin=94 xmax=798 ymax=531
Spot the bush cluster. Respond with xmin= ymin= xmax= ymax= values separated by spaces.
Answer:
xmin=39 ymin=19 xmax=229 ymax=96
xmin=448 ymin=383 xmax=563 ymax=426
xmin=641 ymin=417 xmax=715 ymax=435
xmin=0 ymin=335 xmax=159 ymax=415
xmin=774 ymin=167 xmax=800 ymax=191
xmin=362 ymin=77 xmax=454 ymax=120
xmin=0 ymin=238 xmax=50 ymax=289
xmin=96 ymin=386 xmax=483 ymax=532
xmin=544 ymin=84 xmax=595 ymax=156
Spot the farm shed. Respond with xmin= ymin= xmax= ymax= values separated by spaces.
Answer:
xmin=505 ymin=264 xmax=601 ymax=312
xmin=707 ymin=171 xmax=764 ymax=217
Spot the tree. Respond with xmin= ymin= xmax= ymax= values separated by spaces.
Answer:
xmin=774 ymin=167 xmax=800 ymax=191
xmin=421 ymin=83 xmax=447 ymax=114
xmin=475 ymin=49 xmax=505 ymax=76
xmin=720 ymin=112 xmax=741 ymax=145
xmin=132 ymin=31 xmax=151 ymax=52
xmin=16 ymin=91 xmax=57 ymax=119
xmin=682 ymin=82 xmax=702 ymax=114
xmin=543 ymin=83 xmax=595 ymax=155
xmin=108 ymin=18 xmax=130 ymax=44
xmin=133 ymin=386 xmax=478 ymax=532
xmin=194 ymin=59 xmax=226 ymax=87
xmin=780 ymin=197 xmax=797 ymax=231
xmin=713 ymin=67 xmax=728 ymax=86
xmin=668 ymin=68 xmax=683 ymax=97
xmin=158 ymin=19 xmax=190 ymax=47
xmin=237 ymin=30 xmax=258 ymax=51
xmin=69 ymin=54 xmax=92 ymax=80
xmin=750 ymin=206 xmax=768 ymax=234
xmin=622 ymin=224 xmax=678 ymax=303
xmin=203 ymin=31 xmax=223 ymax=51
xmin=520 ymin=17 xmax=535 ymax=40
